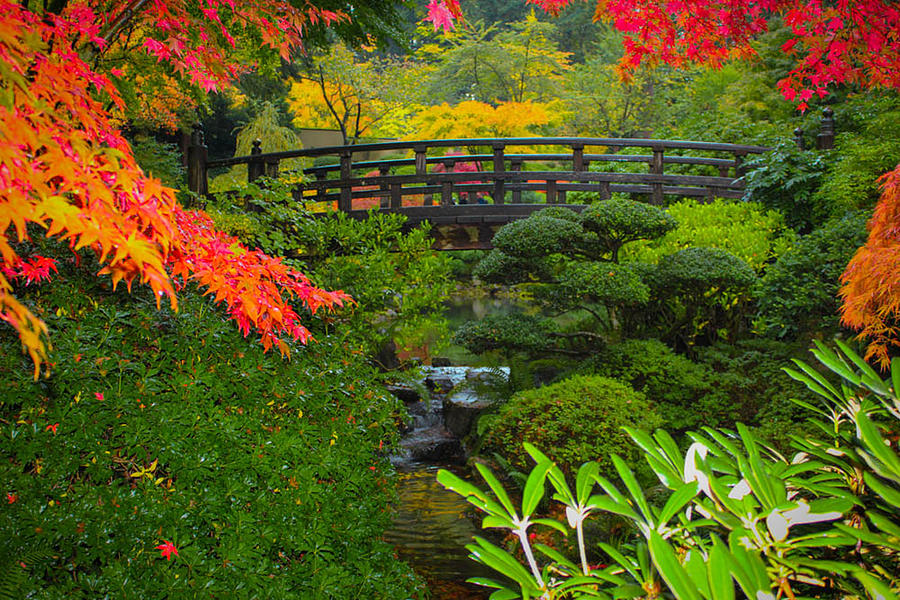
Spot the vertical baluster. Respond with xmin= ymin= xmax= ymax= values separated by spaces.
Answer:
xmin=378 ymin=164 xmax=390 ymax=209
xmin=546 ymin=179 xmax=557 ymax=204
xmin=265 ymin=158 xmax=279 ymax=179
xmin=794 ymin=127 xmax=805 ymax=150
xmin=492 ymin=142 xmax=506 ymax=204
xmin=315 ymin=170 xmax=328 ymax=203
xmin=441 ymin=158 xmax=454 ymax=206
xmin=339 ymin=150 xmax=352 ymax=212
xmin=650 ymin=145 xmax=664 ymax=205
xmin=510 ymin=158 xmax=523 ymax=204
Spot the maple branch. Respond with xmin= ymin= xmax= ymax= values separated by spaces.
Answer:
xmin=99 ymin=0 xmax=152 ymax=48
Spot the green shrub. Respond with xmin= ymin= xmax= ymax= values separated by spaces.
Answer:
xmin=452 ymin=314 xmax=552 ymax=356
xmin=472 ymin=249 xmax=549 ymax=284
xmin=130 ymin=135 xmax=186 ymax=189
xmin=741 ymin=140 xmax=837 ymax=232
xmin=695 ymin=338 xmax=817 ymax=450
xmin=656 ymin=246 xmax=756 ymax=291
xmin=623 ymin=198 xmax=794 ymax=271
xmin=579 ymin=198 xmax=677 ymax=260
xmin=0 ymin=256 xmax=421 ymax=599
xmin=480 ymin=375 xmax=662 ymax=476
xmin=754 ymin=211 xmax=870 ymax=338
xmin=587 ymin=339 xmax=720 ymax=430
xmin=493 ymin=215 xmax=584 ymax=259
xmin=814 ymin=94 xmax=900 ymax=214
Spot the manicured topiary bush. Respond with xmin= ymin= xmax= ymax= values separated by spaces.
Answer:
xmin=452 ymin=314 xmax=552 ymax=356
xmin=479 ymin=375 xmax=662 ymax=476
xmin=579 ymin=198 xmax=677 ymax=260
xmin=0 ymin=253 xmax=420 ymax=599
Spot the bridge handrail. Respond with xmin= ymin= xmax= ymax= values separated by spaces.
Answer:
xmin=298 ymin=153 xmax=739 ymax=177
xmin=205 ymin=137 xmax=770 ymax=169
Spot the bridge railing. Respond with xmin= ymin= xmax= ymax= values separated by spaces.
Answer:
xmin=191 ymin=134 xmax=770 ymax=209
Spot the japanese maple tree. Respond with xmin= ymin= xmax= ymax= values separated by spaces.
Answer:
xmin=0 ymin=0 xmax=356 ymax=376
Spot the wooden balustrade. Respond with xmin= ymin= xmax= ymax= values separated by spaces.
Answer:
xmin=199 ymin=137 xmax=772 ymax=211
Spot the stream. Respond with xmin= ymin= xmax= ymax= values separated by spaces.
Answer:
xmin=384 ymin=295 xmax=527 ymax=599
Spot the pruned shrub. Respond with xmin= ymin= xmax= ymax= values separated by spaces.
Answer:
xmin=480 ymin=375 xmax=663 ymax=476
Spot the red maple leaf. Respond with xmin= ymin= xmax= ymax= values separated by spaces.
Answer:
xmin=155 ymin=540 xmax=178 ymax=561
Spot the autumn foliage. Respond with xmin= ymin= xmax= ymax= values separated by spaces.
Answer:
xmin=0 ymin=0 xmax=349 ymax=376
xmin=428 ymin=0 xmax=900 ymax=112
xmin=840 ymin=166 xmax=900 ymax=367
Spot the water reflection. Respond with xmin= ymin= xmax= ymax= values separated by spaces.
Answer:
xmin=385 ymin=465 xmax=493 ymax=599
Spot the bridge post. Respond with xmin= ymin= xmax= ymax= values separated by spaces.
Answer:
xmin=187 ymin=123 xmax=208 ymax=197
xmin=650 ymin=145 xmax=664 ymax=205
xmin=794 ymin=127 xmax=805 ymax=150
xmin=572 ymin=142 xmax=585 ymax=172
xmin=248 ymin=139 xmax=264 ymax=183
xmin=510 ymin=158 xmax=523 ymax=203
xmin=492 ymin=142 xmax=505 ymax=204
xmin=265 ymin=158 xmax=279 ymax=179
xmin=817 ymin=107 xmax=835 ymax=150
xmin=315 ymin=171 xmax=328 ymax=203
xmin=339 ymin=150 xmax=352 ymax=212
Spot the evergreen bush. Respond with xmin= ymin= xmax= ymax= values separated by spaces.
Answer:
xmin=480 ymin=375 xmax=663 ymax=476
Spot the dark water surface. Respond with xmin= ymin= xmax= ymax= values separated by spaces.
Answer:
xmin=384 ymin=465 xmax=494 ymax=599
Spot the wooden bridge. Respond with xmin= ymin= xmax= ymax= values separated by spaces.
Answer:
xmin=188 ymin=133 xmax=770 ymax=250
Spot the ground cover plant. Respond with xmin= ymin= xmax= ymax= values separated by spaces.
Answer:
xmin=0 ymin=248 xmax=421 ymax=599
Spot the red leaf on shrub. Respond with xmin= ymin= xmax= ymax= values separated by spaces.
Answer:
xmin=155 ymin=540 xmax=178 ymax=561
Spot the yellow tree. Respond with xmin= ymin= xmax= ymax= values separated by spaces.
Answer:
xmin=289 ymin=43 xmax=428 ymax=144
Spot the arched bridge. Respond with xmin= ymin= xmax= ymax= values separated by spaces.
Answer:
xmin=188 ymin=134 xmax=769 ymax=250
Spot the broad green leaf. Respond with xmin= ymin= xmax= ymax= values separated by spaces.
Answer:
xmin=868 ymin=510 xmax=900 ymax=539
xmin=483 ymin=515 xmax=516 ymax=530
xmin=891 ymin=357 xmax=900 ymax=398
xmin=468 ymin=576 xmax=508 ymax=590
xmin=656 ymin=481 xmax=699 ymax=527
xmin=707 ymin=539 xmax=735 ymax=600
xmin=728 ymin=531 xmax=770 ymax=595
xmin=857 ymin=415 xmax=900 ymax=480
xmin=468 ymin=537 xmax=538 ymax=592
xmin=476 ymin=463 xmax=518 ymax=519
xmin=835 ymin=523 xmax=900 ymax=552
xmin=853 ymin=571 xmax=895 ymax=600
xmin=534 ymin=543 xmax=579 ymax=572
xmin=532 ymin=518 xmax=569 ymax=536
xmin=438 ymin=468 xmax=485 ymax=500
xmin=488 ymin=589 xmax=520 ymax=600
xmin=683 ymin=548 xmax=712 ymax=598
xmin=654 ymin=429 xmax=685 ymax=472
xmin=810 ymin=342 xmax=861 ymax=385
xmin=599 ymin=543 xmax=640 ymax=581
xmin=575 ymin=461 xmax=600 ymax=505
xmin=612 ymin=454 xmax=653 ymax=524
xmin=835 ymin=339 xmax=887 ymax=394
xmin=783 ymin=365 xmax=842 ymax=403
xmin=648 ymin=530 xmax=702 ymax=600
xmin=521 ymin=461 xmax=551 ymax=517
xmin=586 ymin=494 xmax=640 ymax=520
